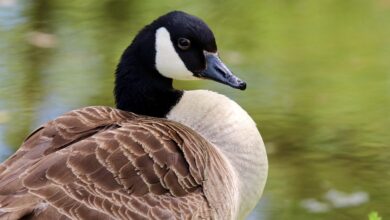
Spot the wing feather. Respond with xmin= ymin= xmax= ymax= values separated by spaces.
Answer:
xmin=0 ymin=106 xmax=225 ymax=220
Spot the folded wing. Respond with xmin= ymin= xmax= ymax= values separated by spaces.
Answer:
xmin=0 ymin=106 xmax=215 ymax=220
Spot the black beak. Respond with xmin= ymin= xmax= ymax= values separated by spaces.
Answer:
xmin=196 ymin=52 xmax=246 ymax=90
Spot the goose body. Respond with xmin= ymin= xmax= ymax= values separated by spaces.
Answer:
xmin=0 ymin=11 xmax=268 ymax=220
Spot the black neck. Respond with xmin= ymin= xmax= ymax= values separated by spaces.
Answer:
xmin=114 ymin=42 xmax=183 ymax=118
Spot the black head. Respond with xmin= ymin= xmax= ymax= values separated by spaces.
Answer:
xmin=115 ymin=11 xmax=246 ymax=117
xmin=120 ymin=11 xmax=246 ymax=89
xmin=154 ymin=11 xmax=246 ymax=89
xmin=154 ymin=11 xmax=217 ymax=75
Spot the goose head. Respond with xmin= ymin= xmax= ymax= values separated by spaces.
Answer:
xmin=152 ymin=11 xmax=246 ymax=90
xmin=115 ymin=11 xmax=246 ymax=117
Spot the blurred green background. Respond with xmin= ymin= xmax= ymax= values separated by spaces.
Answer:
xmin=0 ymin=0 xmax=389 ymax=219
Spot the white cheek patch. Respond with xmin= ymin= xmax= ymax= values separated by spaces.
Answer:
xmin=155 ymin=27 xmax=198 ymax=80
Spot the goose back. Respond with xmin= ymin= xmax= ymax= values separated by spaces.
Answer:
xmin=0 ymin=106 xmax=237 ymax=220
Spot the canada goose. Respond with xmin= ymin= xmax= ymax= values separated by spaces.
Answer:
xmin=0 ymin=11 xmax=268 ymax=220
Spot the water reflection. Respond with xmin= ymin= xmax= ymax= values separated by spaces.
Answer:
xmin=0 ymin=1 xmax=389 ymax=219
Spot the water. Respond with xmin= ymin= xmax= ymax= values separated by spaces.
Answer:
xmin=0 ymin=1 xmax=389 ymax=219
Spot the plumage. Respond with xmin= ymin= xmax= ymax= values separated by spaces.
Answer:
xmin=0 ymin=107 xmax=236 ymax=219
xmin=0 ymin=11 xmax=267 ymax=220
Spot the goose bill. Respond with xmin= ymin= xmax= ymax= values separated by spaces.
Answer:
xmin=196 ymin=52 xmax=247 ymax=90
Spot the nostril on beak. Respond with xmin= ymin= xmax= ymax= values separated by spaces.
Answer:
xmin=215 ymin=66 xmax=228 ymax=77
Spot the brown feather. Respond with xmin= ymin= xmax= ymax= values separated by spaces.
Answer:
xmin=0 ymin=106 xmax=234 ymax=220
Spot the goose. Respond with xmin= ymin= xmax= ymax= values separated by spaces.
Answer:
xmin=0 ymin=11 xmax=268 ymax=220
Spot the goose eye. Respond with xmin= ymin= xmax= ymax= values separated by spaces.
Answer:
xmin=177 ymin=38 xmax=191 ymax=50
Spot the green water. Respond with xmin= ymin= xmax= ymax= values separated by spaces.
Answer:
xmin=0 ymin=1 xmax=389 ymax=219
